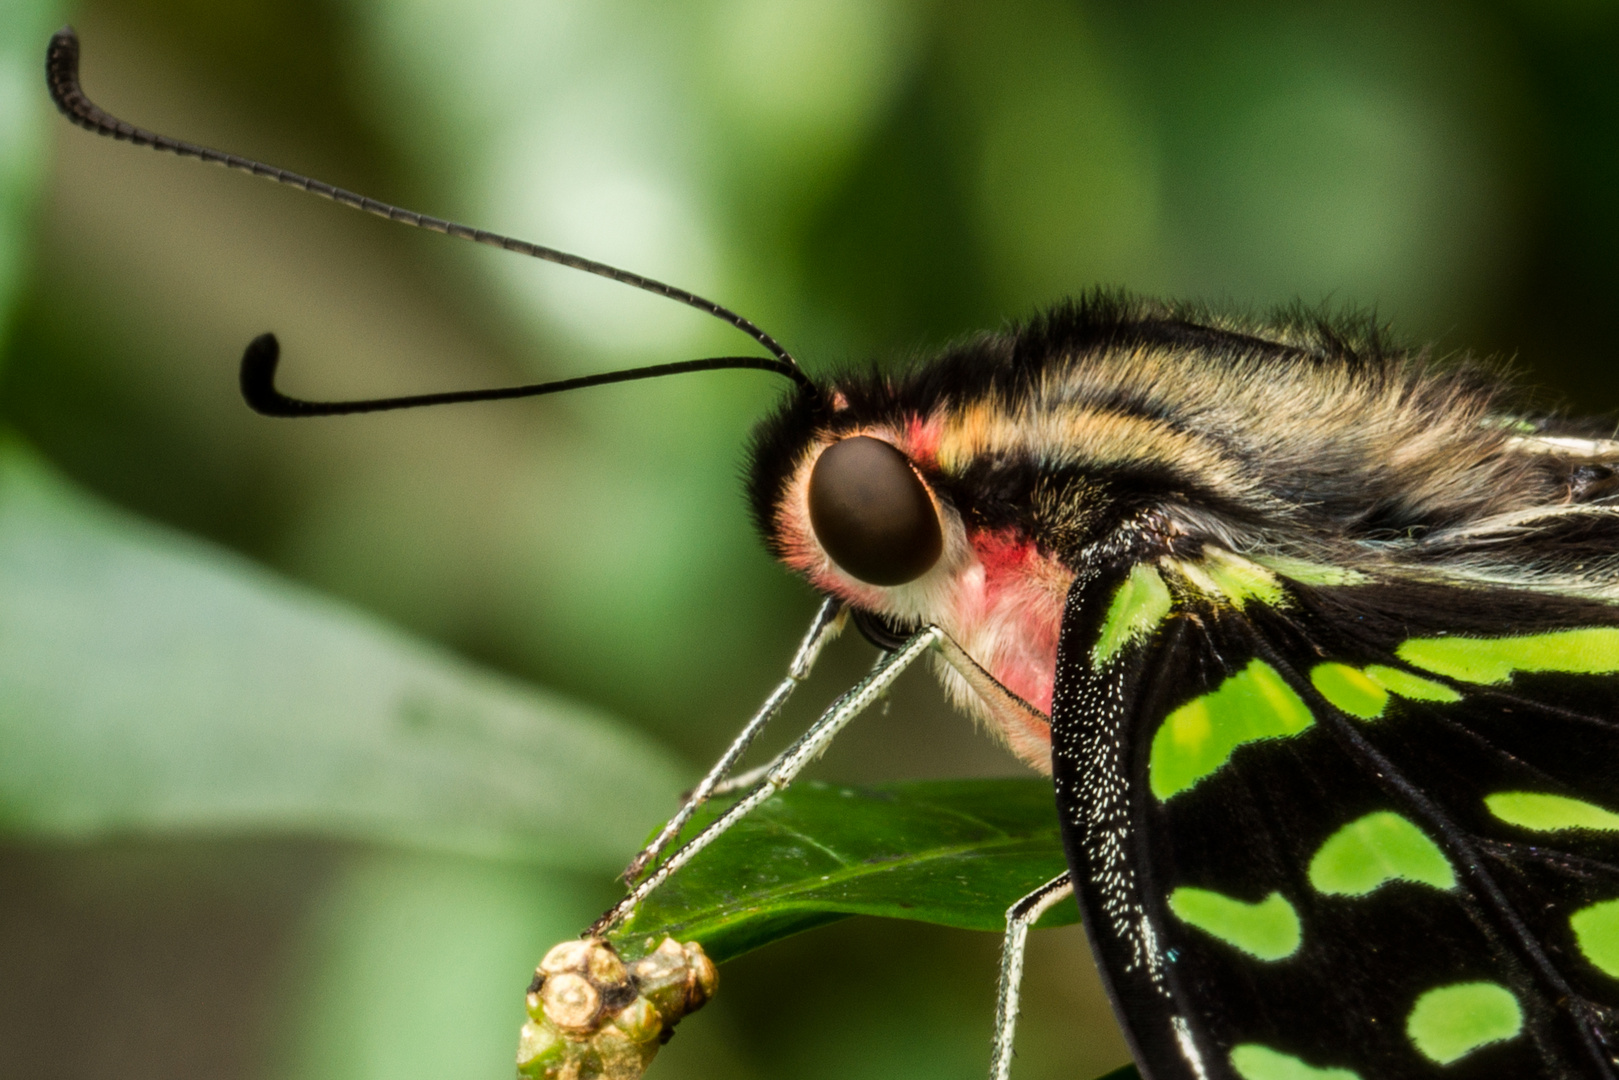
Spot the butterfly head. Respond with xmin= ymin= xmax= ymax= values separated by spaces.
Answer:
xmin=748 ymin=371 xmax=1075 ymax=766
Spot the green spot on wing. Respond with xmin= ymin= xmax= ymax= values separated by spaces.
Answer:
xmin=1571 ymin=898 xmax=1619 ymax=978
xmin=1201 ymin=549 xmax=1285 ymax=609
xmin=1397 ymin=627 xmax=1619 ymax=685
xmin=1487 ymin=791 xmax=1619 ymax=832
xmin=1230 ymin=1044 xmax=1361 ymax=1080
xmin=1406 ymin=982 xmax=1522 ymax=1064
xmin=1149 ymin=660 xmax=1314 ymax=800
xmin=1092 ymin=564 xmax=1172 ymax=667
xmin=1310 ymin=663 xmax=1388 ymax=719
xmin=1361 ymin=665 xmax=1462 ymax=703
xmin=1308 ymin=811 xmax=1455 ymax=895
xmin=1167 ymin=887 xmax=1301 ymax=960
xmin=1311 ymin=663 xmax=1464 ymax=719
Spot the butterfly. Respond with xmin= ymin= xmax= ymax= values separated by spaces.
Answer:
xmin=48 ymin=25 xmax=1619 ymax=1080
xmin=737 ymin=301 xmax=1619 ymax=1080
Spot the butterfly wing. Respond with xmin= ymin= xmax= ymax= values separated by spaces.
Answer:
xmin=1051 ymin=551 xmax=1619 ymax=1080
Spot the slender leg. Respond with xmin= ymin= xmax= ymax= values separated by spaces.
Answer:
xmin=622 ymin=597 xmax=845 ymax=882
xmin=702 ymin=760 xmax=771 ymax=801
xmin=589 ymin=626 xmax=943 ymax=936
xmin=704 ymin=646 xmax=896 ymax=800
xmin=990 ymin=872 xmax=1076 ymax=1080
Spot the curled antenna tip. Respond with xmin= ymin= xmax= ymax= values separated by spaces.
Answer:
xmin=239 ymin=333 xmax=305 ymax=416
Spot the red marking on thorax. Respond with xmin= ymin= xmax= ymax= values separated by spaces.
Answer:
xmin=957 ymin=528 xmax=1065 ymax=718
xmin=973 ymin=529 xmax=1040 ymax=579
xmin=902 ymin=415 xmax=943 ymax=469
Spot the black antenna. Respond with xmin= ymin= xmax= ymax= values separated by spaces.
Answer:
xmin=44 ymin=27 xmax=815 ymax=416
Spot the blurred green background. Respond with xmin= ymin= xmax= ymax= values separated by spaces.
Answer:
xmin=1 ymin=0 xmax=1616 ymax=1078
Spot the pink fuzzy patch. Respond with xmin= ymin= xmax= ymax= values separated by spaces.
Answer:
xmin=963 ymin=528 xmax=1064 ymax=717
xmin=901 ymin=414 xmax=943 ymax=469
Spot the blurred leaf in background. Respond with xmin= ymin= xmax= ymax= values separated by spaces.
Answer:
xmin=0 ymin=439 xmax=683 ymax=858
xmin=2 ymin=1 xmax=1617 ymax=1079
xmin=0 ymin=428 xmax=691 ymax=1077
xmin=0 ymin=0 xmax=65 ymax=355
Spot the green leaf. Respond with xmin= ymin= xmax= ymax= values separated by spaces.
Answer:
xmin=613 ymin=777 xmax=1075 ymax=963
xmin=0 ymin=439 xmax=686 ymax=871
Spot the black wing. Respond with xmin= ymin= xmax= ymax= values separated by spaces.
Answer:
xmin=1051 ymin=550 xmax=1619 ymax=1080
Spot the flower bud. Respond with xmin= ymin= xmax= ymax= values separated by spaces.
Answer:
xmin=515 ymin=936 xmax=717 ymax=1080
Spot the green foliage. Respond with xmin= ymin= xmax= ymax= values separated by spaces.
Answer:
xmin=614 ymin=778 xmax=1074 ymax=963
xmin=0 ymin=437 xmax=685 ymax=869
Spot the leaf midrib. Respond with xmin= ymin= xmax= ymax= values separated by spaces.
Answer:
xmin=633 ymin=829 xmax=1063 ymax=928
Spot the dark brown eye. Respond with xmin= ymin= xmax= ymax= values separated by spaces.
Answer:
xmin=807 ymin=435 xmax=943 ymax=586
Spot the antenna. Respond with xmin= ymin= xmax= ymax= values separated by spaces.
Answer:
xmin=44 ymin=27 xmax=816 ymax=416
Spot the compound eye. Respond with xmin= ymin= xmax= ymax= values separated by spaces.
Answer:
xmin=807 ymin=435 xmax=943 ymax=586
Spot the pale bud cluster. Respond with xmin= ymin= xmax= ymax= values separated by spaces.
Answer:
xmin=517 ymin=936 xmax=718 ymax=1080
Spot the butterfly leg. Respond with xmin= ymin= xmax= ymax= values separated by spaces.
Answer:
xmin=622 ymin=596 xmax=846 ymax=882
xmin=704 ymin=645 xmax=900 ymax=800
xmin=701 ymin=760 xmax=772 ymax=800
xmin=989 ymin=872 xmax=1075 ymax=1080
xmin=589 ymin=625 xmax=944 ymax=936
